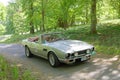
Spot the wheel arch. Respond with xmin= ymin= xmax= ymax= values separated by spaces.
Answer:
xmin=47 ymin=51 xmax=55 ymax=58
xmin=47 ymin=51 xmax=60 ymax=67
xmin=47 ymin=51 xmax=58 ymax=59
xmin=25 ymin=45 xmax=28 ymax=47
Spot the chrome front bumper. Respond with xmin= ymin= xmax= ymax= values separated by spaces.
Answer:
xmin=60 ymin=51 xmax=95 ymax=64
xmin=60 ymin=54 xmax=91 ymax=64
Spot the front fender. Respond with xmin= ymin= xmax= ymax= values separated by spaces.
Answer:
xmin=47 ymin=47 xmax=66 ymax=60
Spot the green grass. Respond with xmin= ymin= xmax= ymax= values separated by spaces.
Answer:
xmin=0 ymin=56 xmax=35 ymax=80
xmin=1 ymin=20 xmax=120 ymax=55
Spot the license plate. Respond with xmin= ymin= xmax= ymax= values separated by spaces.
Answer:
xmin=81 ymin=56 xmax=87 ymax=61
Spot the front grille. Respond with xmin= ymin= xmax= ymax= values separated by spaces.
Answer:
xmin=70 ymin=50 xmax=88 ymax=58
xmin=78 ymin=50 xmax=86 ymax=55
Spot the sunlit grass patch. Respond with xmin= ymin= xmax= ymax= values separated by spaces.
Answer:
xmin=100 ymin=19 xmax=120 ymax=25
xmin=0 ymin=34 xmax=34 ymax=43
xmin=0 ymin=56 xmax=35 ymax=80
xmin=0 ymin=35 xmax=12 ymax=43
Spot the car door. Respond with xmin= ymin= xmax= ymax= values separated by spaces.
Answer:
xmin=28 ymin=40 xmax=47 ymax=59
xmin=35 ymin=43 xmax=48 ymax=59
xmin=28 ymin=42 xmax=39 ymax=55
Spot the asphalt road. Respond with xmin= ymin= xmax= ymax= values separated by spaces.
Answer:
xmin=0 ymin=44 xmax=120 ymax=80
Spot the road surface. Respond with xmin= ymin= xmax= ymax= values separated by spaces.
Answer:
xmin=0 ymin=44 xmax=120 ymax=80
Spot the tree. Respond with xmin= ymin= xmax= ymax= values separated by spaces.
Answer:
xmin=3 ymin=0 xmax=120 ymax=35
xmin=29 ymin=0 xmax=34 ymax=34
xmin=85 ymin=1 xmax=90 ymax=24
xmin=41 ymin=0 xmax=45 ymax=31
xmin=21 ymin=0 xmax=35 ymax=34
xmin=0 ymin=3 xmax=6 ymax=25
xmin=110 ymin=0 xmax=120 ymax=18
xmin=0 ymin=3 xmax=6 ymax=34
xmin=90 ymin=0 xmax=97 ymax=34
xmin=6 ymin=3 xmax=16 ymax=34
xmin=57 ymin=0 xmax=77 ymax=29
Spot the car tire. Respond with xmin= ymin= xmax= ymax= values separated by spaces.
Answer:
xmin=48 ymin=52 xmax=60 ymax=67
xmin=25 ymin=46 xmax=33 ymax=58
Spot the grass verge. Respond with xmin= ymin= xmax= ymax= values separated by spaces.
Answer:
xmin=0 ymin=55 xmax=35 ymax=80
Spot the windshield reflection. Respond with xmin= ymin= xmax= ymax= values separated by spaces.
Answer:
xmin=42 ymin=33 xmax=66 ymax=43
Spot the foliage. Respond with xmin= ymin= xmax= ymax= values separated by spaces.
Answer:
xmin=0 ymin=56 xmax=35 ymax=80
xmin=0 ymin=3 xmax=6 ymax=24
xmin=109 ymin=0 xmax=120 ymax=18
xmin=0 ymin=24 xmax=5 ymax=35
xmin=20 ymin=0 xmax=35 ymax=34
xmin=5 ymin=3 xmax=16 ymax=34
xmin=0 ymin=0 xmax=119 ymax=34
xmin=0 ymin=3 xmax=6 ymax=35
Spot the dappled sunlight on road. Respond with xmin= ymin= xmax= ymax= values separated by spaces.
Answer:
xmin=118 ymin=64 xmax=120 ymax=70
xmin=16 ymin=63 xmax=23 ymax=67
xmin=92 ymin=55 xmax=119 ymax=67
xmin=50 ymin=55 xmax=120 ymax=80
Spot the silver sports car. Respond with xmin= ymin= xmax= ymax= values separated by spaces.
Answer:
xmin=22 ymin=33 xmax=95 ymax=67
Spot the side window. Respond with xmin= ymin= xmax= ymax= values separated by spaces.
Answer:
xmin=41 ymin=35 xmax=50 ymax=43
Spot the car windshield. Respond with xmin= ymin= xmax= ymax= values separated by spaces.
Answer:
xmin=42 ymin=33 xmax=66 ymax=43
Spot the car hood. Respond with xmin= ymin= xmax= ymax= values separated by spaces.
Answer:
xmin=47 ymin=40 xmax=93 ymax=53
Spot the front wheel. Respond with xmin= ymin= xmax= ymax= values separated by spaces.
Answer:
xmin=25 ymin=46 xmax=33 ymax=58
xmin=48 ymin=52 xmax=60 ymax=67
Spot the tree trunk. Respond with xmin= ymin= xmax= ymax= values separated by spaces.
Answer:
xmin=41 ymin=0 xmax=45 ymax=31
xmin=90 ymin=0 xmax=97 ymax=34
xmin=57 ymin=17 xmax=68 ymax=30
xmin=30 ymin=22 xmax=34 ymax=34
xmin=30 ymin=1 xmax=34 ymax=34
xmin=70 ymin=14 xmax=75 ymax=26
xmin=85 ymin=3 xmax=89 ymax=24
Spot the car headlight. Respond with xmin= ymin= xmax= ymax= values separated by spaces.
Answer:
xmin=74 ymin=52 xmax=78 ymax=56
xmin=86 ymin=49 xmax=90 ymax=54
